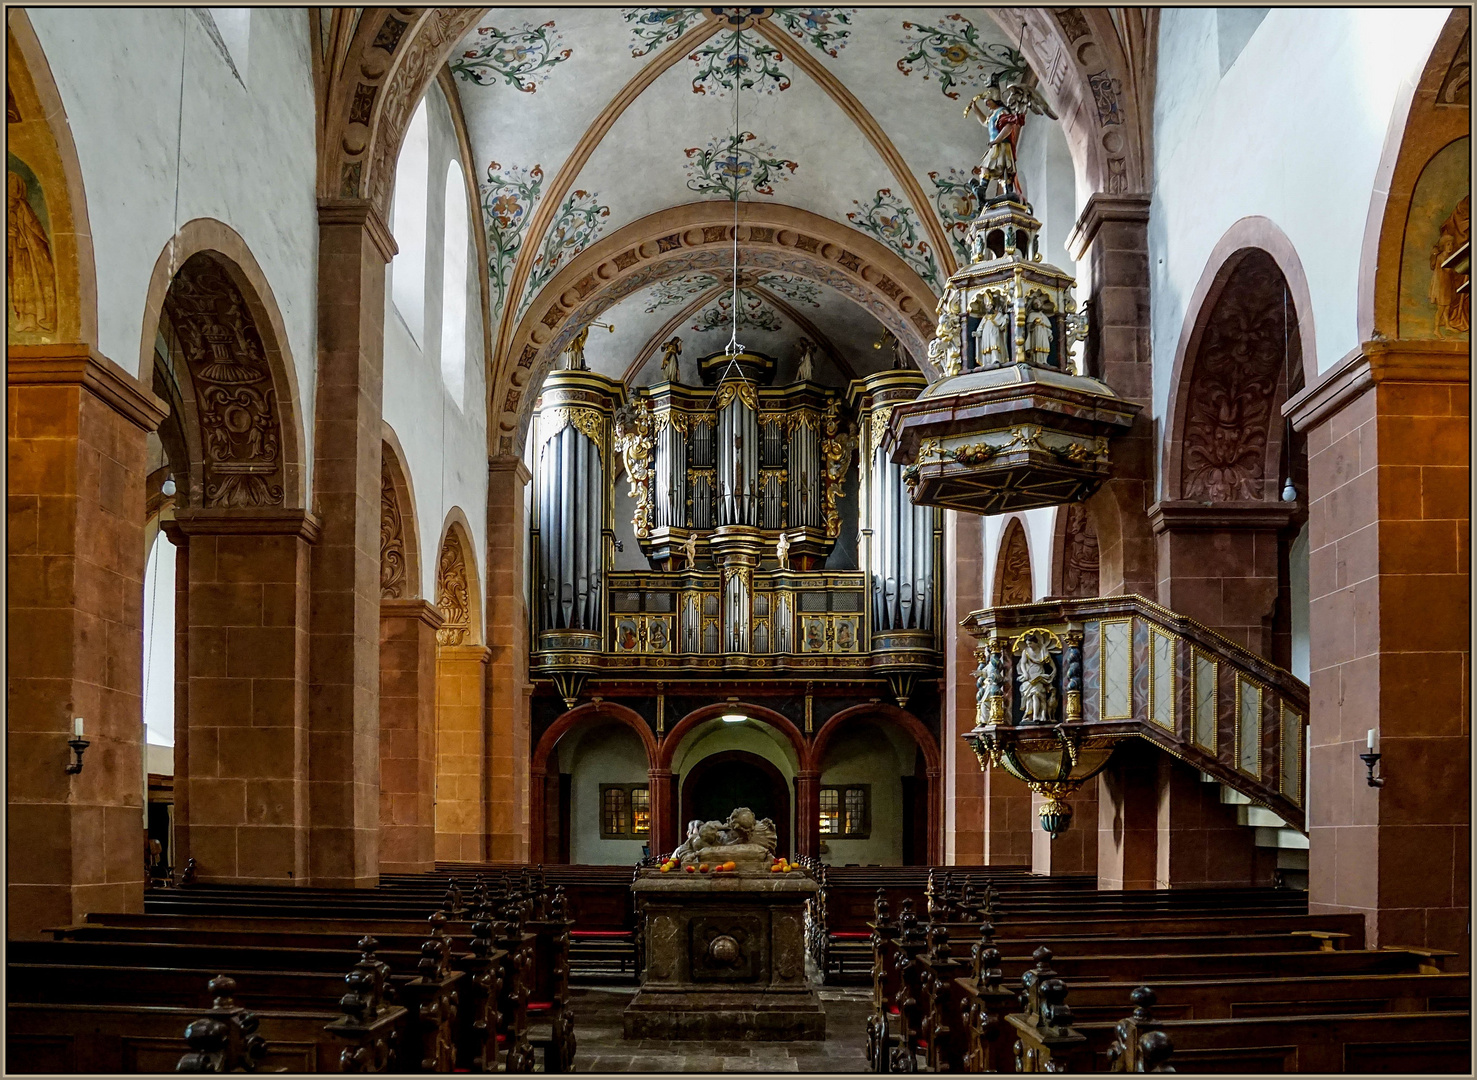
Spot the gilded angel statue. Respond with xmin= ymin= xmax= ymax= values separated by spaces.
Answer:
xmin=964 ymin=73 xmax=1058 ymax=202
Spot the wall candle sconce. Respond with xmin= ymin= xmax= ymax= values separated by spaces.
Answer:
xmin=66 ymin=717 xmax=90 ymax=774
xmin=1358 ymin=728 xmax=1384 ymax=788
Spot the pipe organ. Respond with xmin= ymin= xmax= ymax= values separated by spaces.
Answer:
xmin=529 ymin=352 xmax=943 ymax=709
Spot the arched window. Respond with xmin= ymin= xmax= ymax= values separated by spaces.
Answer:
xmin=391 ymin=98 xmax=430 ymax=343
xmin=142 ymin=531 xmax=176 ymax=749
xmin=440 ymin=159 xmax=469 ymax=405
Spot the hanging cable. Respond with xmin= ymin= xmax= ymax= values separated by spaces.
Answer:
xmin=168 ymin=12 xmax=189 ymax=278
xmin=706 ymin=11 xmax=756 ymax=413
xmin=1281 ymin=283 xmax=1297 ymax=502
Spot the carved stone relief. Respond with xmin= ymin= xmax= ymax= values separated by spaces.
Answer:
xmin=1180 ymin=251 xmax=1292 ymax=502
xmin=1061 ymin=503 xmax=1099 ymax=598
xmin=162 ymin=254 xmax=285 ymax=508
xmin=380 ymin=457 xmax=407 ymax=600
xmin=996 ymin=520 xmax=1033 ymax=605
xmin=1437 ymin=30 xmax=1470 ymax=106
xmin=435 ymin=531 xmax=471 ymax=646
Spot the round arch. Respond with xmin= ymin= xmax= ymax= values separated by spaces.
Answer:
xmin=434 ymin=511 xmax=482 ymax=646
xmin=530 ymin=700 xmax=660 ymax=863
xmin=1161 ymin=245 xmax=1307 ymax=505
xmin=490 ymin=202 xmax=942 ymax=455
xmin=1358 ymin=9 xmax=1469 ymax=343
xmin=658 ymin=701 xmax=811 ymax=773
xmin=138 ymin=219 xmax=308 ymax=510
xmin=680 ymin=749 xmax=792 ymax=857
xmin=379 ymin=427 xmax=422 ymax=600
xmin=812 ymin=703 xmax=942 ymax=865
xmin=1162 ymin=218 xmax=1319 ymax=503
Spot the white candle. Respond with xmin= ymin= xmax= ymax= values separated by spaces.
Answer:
xmin=1366 ymin=729 xmax=1375 ymax=751
xmin=73 ymin=717 xmax=84 ymax=738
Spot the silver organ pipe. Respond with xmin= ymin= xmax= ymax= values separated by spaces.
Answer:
xmin=538 ymin=422 xmax=604 ymax=632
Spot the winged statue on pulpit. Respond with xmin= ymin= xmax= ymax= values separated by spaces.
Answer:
xmin=964 ymin=72 xmax=1058 ymax=203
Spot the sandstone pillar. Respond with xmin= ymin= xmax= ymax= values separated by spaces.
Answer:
xmin=485 ymin=458 xmax=532 ymax=861
xmin=793 ymin=770 xmax=819 ymax=860
xmin=436 ymin=644 xmax=490 ymax=862
xmin=379 ymin=599 xmax=442 ymax=874
xmin=308 ymin=200 xmax=395 ymax=887
xmin=1031 ymin=777 xmax=1098 ymax=876
xmin=7 ymin=347 xmax=165 ymax=936
xmin=648 ymin=767 xmax=675 ymax=859
xmin=1096 ymin=738 xmax=1158 ymax=890
xmin=1068 ymin=195 xmax=1156 ymax=600
xmin=169 ymin=508 xmax=317 ymax=885
xmin=942 ymin=510 xmax=985 ymax=865
xmin=1290 ymin=341 xmax=1469 ymax=953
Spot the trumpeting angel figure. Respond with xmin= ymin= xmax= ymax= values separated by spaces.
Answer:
xmin=964 ymin=74 xmax=1058 ymax=203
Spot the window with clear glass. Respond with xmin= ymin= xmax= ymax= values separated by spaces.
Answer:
xmin=819 ymin=785 xmax=869 ymax=838
xmin=440 ymin=159 xmax=468 ymax=405
xmin=599 ymin=784 xmax=650 ymax=838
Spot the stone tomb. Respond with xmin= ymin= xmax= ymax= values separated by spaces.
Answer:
xmin=623 ymin=808 xmax=825 ymax=1041
xmin=624 ymin=868 xmax=824 ymax=1041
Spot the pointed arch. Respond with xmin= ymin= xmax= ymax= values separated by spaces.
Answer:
xmin=993 ymin=517 xmax=1035 ymax=605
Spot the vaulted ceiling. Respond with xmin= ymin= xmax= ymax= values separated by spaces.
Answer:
xmin=447 ymin=7 xmax=1035 ymax=389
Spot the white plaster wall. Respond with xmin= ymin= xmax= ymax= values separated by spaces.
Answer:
xmin=818 ymin=722 xmax=913 ymax=867
xmin=29 ymin=8 xmax=319 ymax=484
xmin=1150 ymin=7 xmax=1451 ymax=445
xmin=561 ymin=723 xmax=651 ymax=865
xmin=382 ymin=82 xmax=489 ymax=623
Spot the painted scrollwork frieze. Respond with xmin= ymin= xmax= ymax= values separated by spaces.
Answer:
xmin=162 ymin=255 xmax=285 ymax=508
xmin=1180 ymin=252 xmax=1290 ymax=502
xmin=380 ymin=458 xmax=407 ymax=600
xmin=435 ymin=533 xmax=471 ymax=646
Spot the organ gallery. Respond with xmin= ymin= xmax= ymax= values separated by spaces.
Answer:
xmin=5 ymin=5 xmax=1470 ymax=1075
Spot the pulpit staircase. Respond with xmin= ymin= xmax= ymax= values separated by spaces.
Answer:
xmin=963 ymin=594 xmax=1310 ymax=843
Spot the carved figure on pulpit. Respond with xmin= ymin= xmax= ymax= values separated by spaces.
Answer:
xmin=1014 ymin=630 xmax=1059 ymax=725
xmin=1026 ymin=295 xmax=1055 ymax=367
xmin=973 ymin=292 xmax=1009 ymax=368
xmin=964 ymin=74 xmax=1057 ymax=203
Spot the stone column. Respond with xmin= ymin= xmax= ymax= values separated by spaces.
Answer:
xmin=7 ymin=346 xmax=165 ymax=937
xmin=1096 ymin=738 xmax=1158 ymax=890
xmin=170 ymin=508 xmax=318 ymax=885
xmin=308 ymin=200 xmax=396 ymax=887
xmin=379 ymin=599 xmax=442 ymax=874
xmin=485 ymin=458 xmax=532 ymax=861
xmin=1031 ymin=777 xmax=1098 ymax=875
xmin=942 ymin=510 xmax=985 ymax=865
xmin=648 ymin=767 xmax=674 ymax=859
xmin=793 ymin=770 xmax=819 ymax=860
xmin=436 ymin=643 xmax=490 ymax=862
xmin=1290 ymin=340 xmax=1469 ymax=953
xmin=1068 ymin=195 xmax=1156 ymax=600
xmin=925 ymin=766 xmax=943 ymax=865
xmin=1154 ymin=757 xmax=1274 ymax=887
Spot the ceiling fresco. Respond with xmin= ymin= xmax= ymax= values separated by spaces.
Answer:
xmin=449 ymin=7 xmax=1038 ymax=388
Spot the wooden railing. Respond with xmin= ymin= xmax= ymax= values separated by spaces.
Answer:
xmin=962 ymin=594 xmax=1309 ymax=832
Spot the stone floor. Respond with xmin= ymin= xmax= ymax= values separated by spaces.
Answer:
xmin=567 ymin=984 xmax=872 ymax=1073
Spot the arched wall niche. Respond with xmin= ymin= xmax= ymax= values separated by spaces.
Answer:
xmin=1162 ymin=246 xmax=1307 ymax=505
xmin=659 ymin=701 xmax=809 ymax=773
xmin=380 ymin=430 xmax=420 ymax=600
xmin=434 ymin=512 xmax=482 ymax=646
xmin=6 ymin=15 xmax=97 ymax=348
xmin=1051 ymin=502 xmax=1101 ymax=599
xmin=680 ymin=749 xmax=792 ymax=857
xmin=1360 ymin=9 xmax=1471 ymax=344
xmin=993 ymin=517 xmax=1035 ymax=606
xmin=139 ymin=220 xmax=308 ymax=511
xmin=490 ymin=202 xmax=941 ymax=457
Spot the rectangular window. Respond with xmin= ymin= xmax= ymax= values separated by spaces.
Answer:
xmin=599 ymin=784 xmax=651 ymax=839
xmin=820 ymin=785 xmax=870 ymax=839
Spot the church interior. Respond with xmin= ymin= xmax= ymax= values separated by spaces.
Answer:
xmin=5 ymin=5 xmax=1471 ymax=1074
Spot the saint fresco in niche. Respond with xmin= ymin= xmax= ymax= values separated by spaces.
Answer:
xmin=7 ymin=153 xmax=57 ymax=336
xmin=1398 ymin=136 xmax=1471 ymax=340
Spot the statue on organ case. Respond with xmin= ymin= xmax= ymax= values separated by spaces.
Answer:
xmin=660 ymin=335 xmax=683 ymax=383
xmin=776 ymin=530 xmax=791 ymax=570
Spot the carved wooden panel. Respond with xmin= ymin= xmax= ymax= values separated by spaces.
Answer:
xmin=1061 ymin=503 xmax=1099 ymax=598
xmin=162 ymin=254 xmax=285 ymax=508
xmin=436 ymin=529 xmax=470 ymax=645
xmin=1180 ymin=251 xmax=1294 ymax=502
xmin=380 ymin=455 xmax=406 ymax=599
xmin=995 ymin=519 xmax=1033 ymax=605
